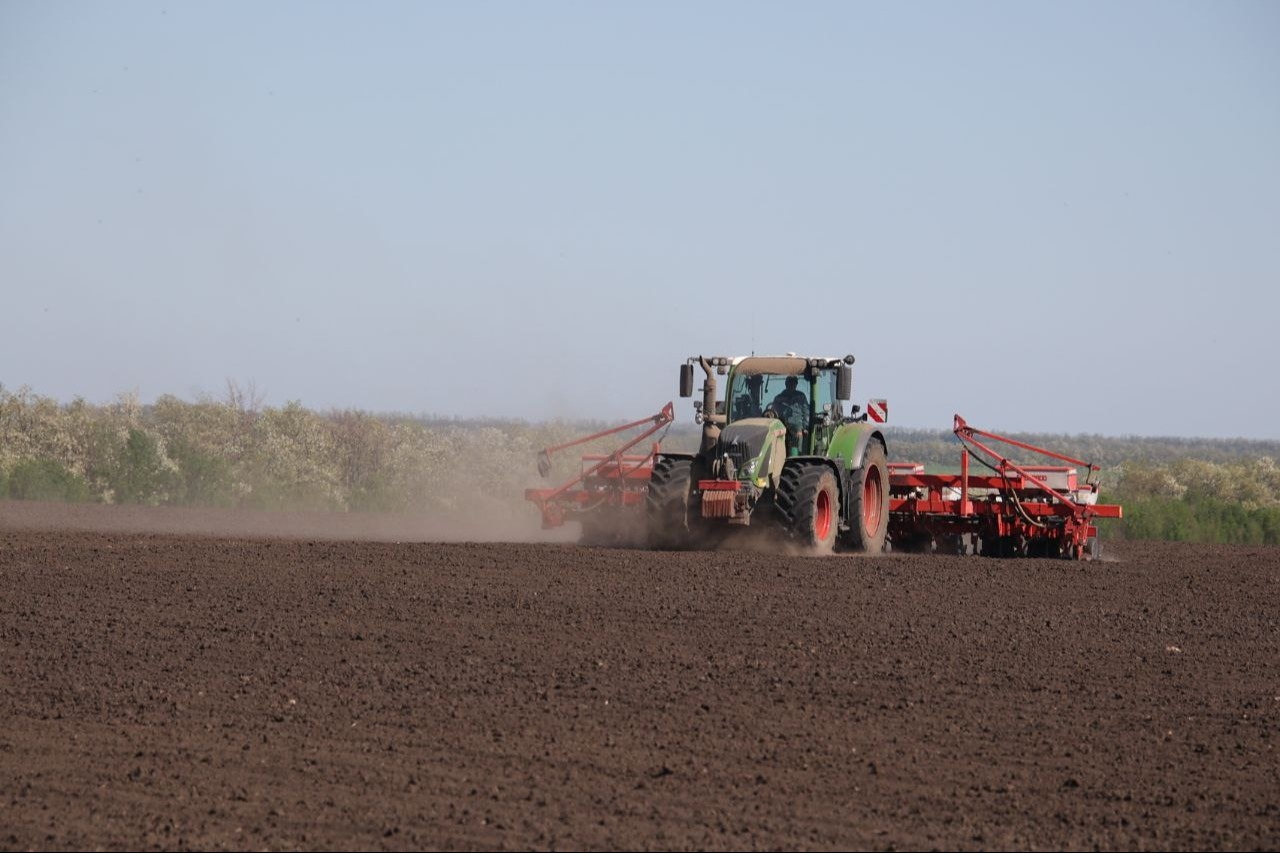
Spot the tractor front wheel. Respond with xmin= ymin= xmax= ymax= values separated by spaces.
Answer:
xmin=776 ymin=463 xmax=839 ymax=554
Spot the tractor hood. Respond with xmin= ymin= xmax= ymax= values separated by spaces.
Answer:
xmin=716 ymin=418 xmax=786 ymax=484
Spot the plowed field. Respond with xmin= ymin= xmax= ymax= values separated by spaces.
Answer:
xmin=2 ymin=501 xmax=1277 ymax=851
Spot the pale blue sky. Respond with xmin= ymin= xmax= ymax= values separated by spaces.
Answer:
xmin=2 ymin=1 xmax=1277 ymax=437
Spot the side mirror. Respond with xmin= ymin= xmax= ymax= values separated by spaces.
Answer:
xmin=836 ymin=365 xmax=852 ymax=400
xmin=679 ymin=363 xmax=694 ymax=398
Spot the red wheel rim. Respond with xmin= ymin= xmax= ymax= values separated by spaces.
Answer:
xmin=863 ymin=466 xmax=883 ymax=532
xmin=815 ymin=487 xmax=833 ymax=541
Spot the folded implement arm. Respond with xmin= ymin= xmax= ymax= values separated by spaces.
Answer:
xmin=887 ymin=414 xmax=1123 ymax=559
xmin=524 ymin=403 xmax=675 ymax=533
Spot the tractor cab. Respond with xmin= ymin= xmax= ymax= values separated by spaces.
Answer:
xmin=723 ymin=356 xmax=852 ymax=457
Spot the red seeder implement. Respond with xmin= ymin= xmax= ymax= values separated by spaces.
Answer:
xmin=524 ymin=403 xmax=674 ymax=530
xmin=887 ymin=415 xmax=1123 ymax=559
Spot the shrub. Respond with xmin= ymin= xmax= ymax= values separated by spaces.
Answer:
xmin=7 ymin=458 xmax=89 ymax=502
xmin=1118 ymin=496 xmax=1280 ymax=546
xmin=167 ymin=437 xmax=236 ymax=506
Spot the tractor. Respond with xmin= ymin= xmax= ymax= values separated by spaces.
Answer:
xmin=646 ymin=354 xmax=890 ymax=553
xmin=526 ymin=353 xmax=1121 ymax=559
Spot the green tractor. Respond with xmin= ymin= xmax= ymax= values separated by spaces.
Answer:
xmin=647 ymin=354 xmax=890 ymax=554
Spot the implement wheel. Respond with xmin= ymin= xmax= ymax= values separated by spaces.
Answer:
xmin=776 ymin=463 xmax=839 ymax=554
xmin=844 ymin=440 xmax=890 ymax=554
xmin=646 ymin=456 xmax=692 ymax=549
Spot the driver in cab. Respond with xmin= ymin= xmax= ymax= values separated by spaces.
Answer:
xmin=770 ymin=376 xmax=809 ymax=455
xmin=771 ymin=375 xmax=808 ymax=414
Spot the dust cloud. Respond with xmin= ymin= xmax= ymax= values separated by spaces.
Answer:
xmin=0 ymin=499 xmax=574 ymax=544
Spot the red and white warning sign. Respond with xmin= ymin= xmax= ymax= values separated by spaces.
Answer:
xmin=867 ymin=399 xmax=888 ymax=423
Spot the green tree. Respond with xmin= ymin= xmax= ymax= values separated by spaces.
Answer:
xmin=111 ymin=427 xmax=177 ymax=504
xmin=7 ymin=458 xmax=89 ymax=502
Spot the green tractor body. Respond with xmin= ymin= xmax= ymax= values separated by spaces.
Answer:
xmin=648 ymin=354 xmax=890 ymax=554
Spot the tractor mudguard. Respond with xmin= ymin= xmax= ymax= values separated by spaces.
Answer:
xmin=825 ymin=423 xmax=886 ymax=472
xmin=784 ymin=456 xmax=845 ymax=481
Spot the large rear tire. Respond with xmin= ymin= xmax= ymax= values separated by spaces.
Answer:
xmin=775 ymin=463 xmax=839 ymax=554
xmin=646 ymin=457 xmax=692 ymax=549
xmin=844 ymin=440 xmax=889 ymax=554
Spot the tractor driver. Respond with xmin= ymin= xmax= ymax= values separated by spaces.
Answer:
xmin=770 ymin=376 xmax=809 ymax=455
xmin=771 ymin=376 xmax=808 ymax=414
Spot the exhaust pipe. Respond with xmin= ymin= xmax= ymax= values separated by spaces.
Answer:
xmin=697 ymin=356 xmax=723 ymax=454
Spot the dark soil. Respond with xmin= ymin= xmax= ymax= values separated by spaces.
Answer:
xmin=2 ymin=502 xmax=1277 ymax=850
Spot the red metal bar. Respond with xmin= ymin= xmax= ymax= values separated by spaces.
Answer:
xmin=697 ymin=480 xmax=742 ymax=491
xmin=526 ymin=402 xmax=674 ymax=528
xmin=541 ymin=404 xmax=675 ymax=458
xmin=954 ymin=414 xmax=1098 ymax=473
xmin=609 ymin=446 xmax=662 ymax=482
xmin=889 ymin=495 xmax=1122 ymax=519
xmin=952 ymin=415 xmax=1092 ymax=515
xmin=581 ymin=454 xmax=656 ymax=481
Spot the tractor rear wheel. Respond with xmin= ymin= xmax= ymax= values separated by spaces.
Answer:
xmin=843 ymin=440 xmax=890 ymax=554
xmin=776 ymin=463 xmax=839 ymax=554
xmin=646 ymin=456 xmax=693 ymax=549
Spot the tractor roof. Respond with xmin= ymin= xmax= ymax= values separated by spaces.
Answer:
xmin=730 ymin=355 xmax=851 ymax=376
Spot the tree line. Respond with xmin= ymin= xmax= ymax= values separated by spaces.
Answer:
xmin=0 ymin=384 xmax=592 ymax=521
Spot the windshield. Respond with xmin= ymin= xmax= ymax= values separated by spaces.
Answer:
xmin=727 ymin=370 xmax=837 ymax=425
